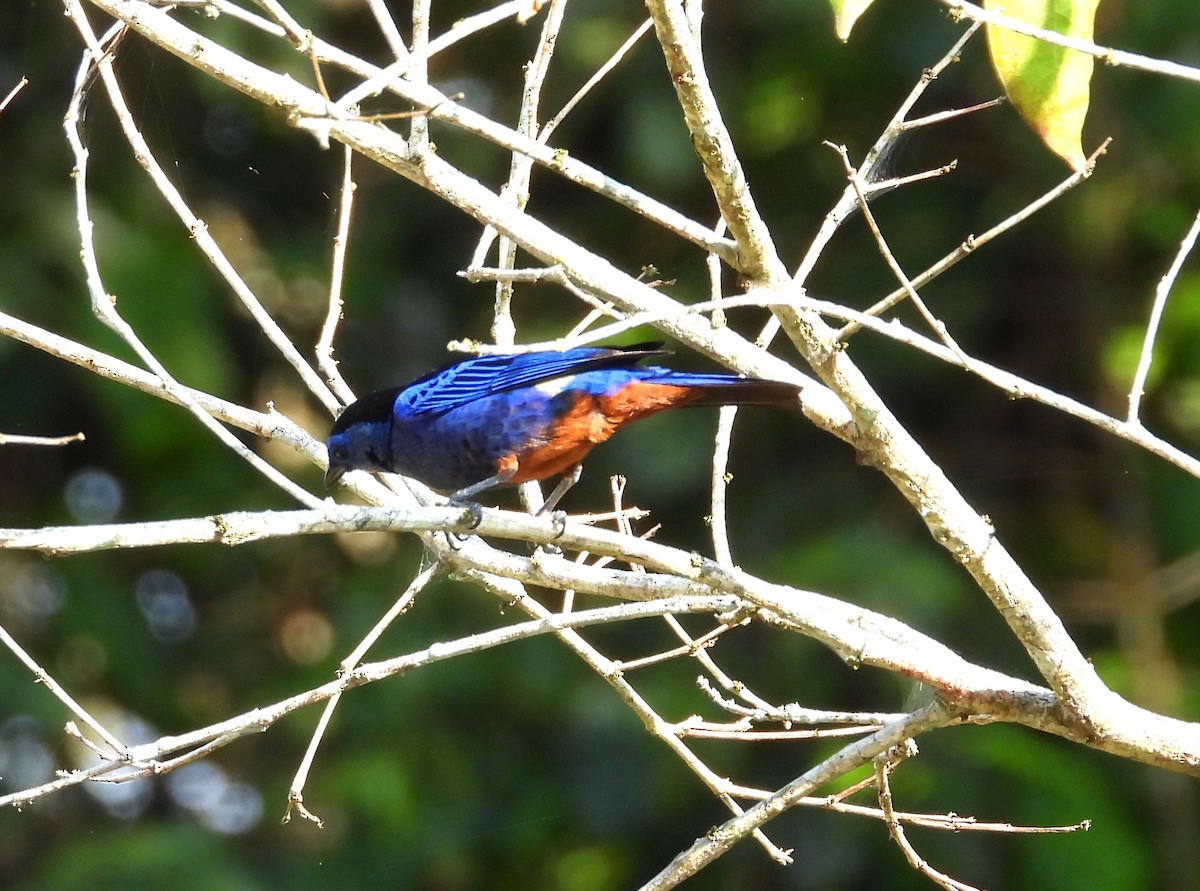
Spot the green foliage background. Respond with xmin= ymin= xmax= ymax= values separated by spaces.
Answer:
xmin=3 ymin=0 xmax=1200 ymax=888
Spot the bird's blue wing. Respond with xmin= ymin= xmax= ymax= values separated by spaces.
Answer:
xmin=396 ymin=343 xmax=667 ymax=416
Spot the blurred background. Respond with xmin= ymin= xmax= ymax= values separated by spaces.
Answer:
xmin=3 ymin=0 xmax=1200 ymax=887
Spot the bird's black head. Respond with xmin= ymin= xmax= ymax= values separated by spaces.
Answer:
xmin=324 ymin=387 xmax=402 ymax=487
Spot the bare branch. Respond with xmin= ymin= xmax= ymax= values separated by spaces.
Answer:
xmin=645 ymin=0 xmax=786 ymax=281
xmin=0 ymin=596 xmax=735 ymax=810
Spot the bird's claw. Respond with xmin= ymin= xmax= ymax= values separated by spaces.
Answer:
xmin=441 ymin=499 xmax=483 ymax=550
xmin=531 ymin=510 xmax=569 ymax=556
xmin=448 ymin=498 xmax=484 ymax=531
xmin=465 ymin=502 xmax=484 ymax=530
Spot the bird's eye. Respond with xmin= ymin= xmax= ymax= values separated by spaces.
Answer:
xmin=330 ymin=444 xmax=349 ymax=461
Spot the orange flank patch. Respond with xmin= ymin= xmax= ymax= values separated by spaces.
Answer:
xmin=509 ymin=383 xmax=699 ymax=484
xmin=600 ymin=381 xmax=702 ymax=422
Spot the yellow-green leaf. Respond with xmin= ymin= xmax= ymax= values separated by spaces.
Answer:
xmin=829 ymin=0 xmax=876 ymax=42
xmin=984 ymin=0 xmax=1102 ymax=170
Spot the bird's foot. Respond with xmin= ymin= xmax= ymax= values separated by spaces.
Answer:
xmin=530 ymin=510 xmax=569 ymax=556
xmin=441 ymin=498 xmax=484 ymax=550
xmin=447 ymin=498 xmax=484 ymax=531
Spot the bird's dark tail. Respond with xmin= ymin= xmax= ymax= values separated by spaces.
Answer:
xmin=658 ymin=373 xmax=803 ymax=412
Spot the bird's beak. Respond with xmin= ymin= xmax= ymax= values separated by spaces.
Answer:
xmin=324 ymin=465 xmax=346 ymax=488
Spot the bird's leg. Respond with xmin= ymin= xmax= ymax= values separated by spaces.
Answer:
xmin=537 ymin=464 xmax=582 ymax=519
xmin=534 ymin=464 xmax=581 ymax=550
xmin=446 ymin=462 xmax=519 ymax=532
xmin=448 ymin=466 xmax=517 ymax=504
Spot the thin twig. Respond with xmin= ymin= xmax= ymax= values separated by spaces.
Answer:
xmin=696 ymin=677 xmax=906 ymax=727
xmin=675 ymin=722 xmax=883 ymax=741
xmin=0 ymin=77 xmax=29 ymax=114
xmin=696 ymin=674 xmax=797 ymax=718
xmin=785 ymin=23 xmax=985 ymax=297
xmin=902 ymin=97 xmax=1005 ymax=130
xmin=836 ymin=138 xmax=1112 ymax=340
xmin=1128 ymin=208 xmax=1200 ymax=423
xmin=638 ymin=703 xmax=951 ymax=890
xmin=0 ymin=622 xmax=127 ymax=755
xmin=791 ymin=292 xmax=1200 ymax=480
xmin=861 ymin=161 xmax=958 ymax=195
xmin=827 ymin=141 xmax=969 ymax=360
xmin=285 ymin=560 xmax=440 ymax=825
xmin=615 ymin=621 xmax=734 ymax=672
xmin=817 ymin=794 xmax=1089 ymax=834
xmin=942 ymin=0 xmax=1200 ymax=85
xmin=876 ymin=746 xmax=983 ymax=891
xmin=0 ymin=431 xmax=85 ymax=446
xmin=364 ymin=0 xmax=409 ymax=61
xmin=710 ymin=407 xmax=736 ymax=565
xmin=0 ymin=309 xmax=322 ymax=463
xmin=539 ymin=17 xmax=654 ymax=145
xmin=317 ymin=142 xmax=357 ymax=405
xmin=705 ymin=216 xmax=737 ymax=566
xmin=460 ymin=568 xmax=790 ymax=861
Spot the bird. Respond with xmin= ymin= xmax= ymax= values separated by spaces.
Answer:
xmin=324 ymin=342 xmax=800 ymax=513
